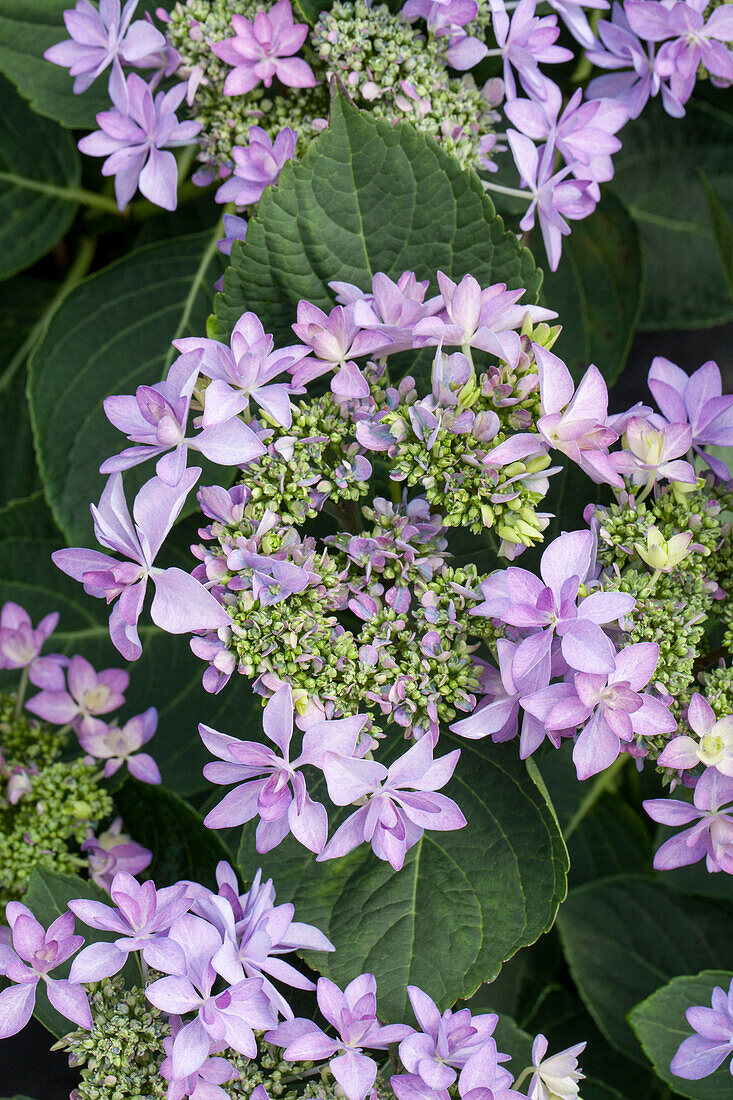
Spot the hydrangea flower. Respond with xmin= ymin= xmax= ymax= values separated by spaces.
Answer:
xmin=25 ymin=654 xmax=129 ymax=734
xmin=611 ymin=416 xmax=697 ymax=495
xmin=211 ymin=0 xmax=316 ymax=94
xmin=53 ymin=471 xmax=230 ymax=661
xmin=69 ymin=872 xmax=193 ymax=982
xmin=77 ymin=707 xmax=162 ymax=784
xmin=78 ymin=72 xmax=202 ymax=210
xmin=319 ymin=736 xmax=466 ymax=871
xmin=671 ymin=976 xmax=733 ymax=1080
xmin=644 ymin=769 xmax=733 ymax=873
xmin=146 ymin=913 xmax=277 ymax=1079
xmin=0 ymin=603 xmax=59 ymax=673
xmin=267 ymin=974 xmax=413 ymax=1100
xmin=215 ymin=126 xmax=297 ymax=208
xmin=658 ymin=693 xmax=733 ymax=776
xmin=201 ymin=684 xmax=368 ymax=853
xmin=44 ymin=0 xmax=166 ymax=97
xmin=394 ymin=986 xmax=499 ymax=1092
xmin=525 ymin=1035 xmax=586 ymax=1099
xmin=490 ymin=0 xmax=573 ymax=100
xmin=647 ymin=357 xmax=733 ymax=479
xmin=0 ymin=904 xmax=91 ymax=1038
xmin=82 ymin=818 xmax=152 ymax=892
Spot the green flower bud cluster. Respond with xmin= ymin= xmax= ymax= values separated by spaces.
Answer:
xmin=247 ymin=395 xmax=372 ymax=525
xmin=0 ymin=691 xmax=60 ymax=767
xmin=312 ymin=0 xmax=497 ymax=174
xmin=698 ymin=663 xmax=733 ymax=719
xmin=60 ymin=979 xmax=168 ymax=1100
xmin=225 ymin=1040 xmax=304 ymax=1097
xmin=0 ymin=758 xmax=113 ymax=910
xmin=606 ymin=566 xmax=712 ymax=714
xmin=166 ymin=0 xmax=497 ymax=176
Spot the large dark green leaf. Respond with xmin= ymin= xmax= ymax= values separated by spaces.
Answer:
xmin=630 ymin=970 xmax=733 ymax=1100
xmin=114 ymin=779 xmax=232 ymax=890
xmin=236 ymin=736 xmax=568 ymax=1022
xmin=611 ymin=100 xmax=733 ymax=330
xmin=0 ymin=76 xmax=80 ymax=279
xmin=701 ymin=171 xmax=733 ymax=303
xmin=541 ymin=191 xmax=643 ymax=384
xmin=0 ymin=495 xmax=259 ymax=796
xmin=0 ymin=0 xmax=156 ymax=128
xmin=212 ymin=92 xmax=541 ymax=345
xmin=557 ymin=876 xmax=733 ymax=1064
xmin=0 ymin=278 xmax=56 ymax=507
xmin=29 ymin=229 xmax=225 ymax=546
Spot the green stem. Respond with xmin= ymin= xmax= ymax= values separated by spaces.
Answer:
xmin=0 ymin=235 xmax=96 ymax=396
xmin=14 ymin=668 xmax=29 ymax=721
xmin=0 ymin=171 xmax=122 ymax=215
xmin=483 ymin=181 xmax=533 ymax=201
xmin=564 ymin=753 xmax=631 ymax=840
xmin=177 ymin=143 xmax=199 ymax=185
xmin=512 ymin=1066 xmax=533 ymax=1091
xmin=163 ymin=213 xmax=225 ymax=371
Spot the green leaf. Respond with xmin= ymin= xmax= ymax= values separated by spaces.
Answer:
xmin=236 ymin=737 xmax=568 ymax=1022
xmin=29 ymin=228 xmax=224 ymax=546
xmin=611 ymin=100 xmax=733 ymax=330
xmin=0 ymin=76 xmax=80 ymax=279
xmin=629 ymin=970 xmax=733 ymax=1100
xmin=557 ymin=875 xmax=733 ymax=1065
xmin=212 ymin=92 xmax=541 ymax=345
xmin=114 ymin=779 xmax=233 ymax=890
xmin=0 ymin=0 xmax=156 ymax=128
xmin=701 ymin=170 xmax=733 ymax=303
xmin=540 ymin=191 xmax=644 ymax=384
xmin=24 ymin=868 xmax=128 ymax=1038
xmin=0 ymin=494 xmax=260 ymax=795
xmin=0 ymin=278 xmax=56 ymax=508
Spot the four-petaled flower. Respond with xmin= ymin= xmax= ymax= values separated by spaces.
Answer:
xmin=659 ymin=693 xmax=733 ymax=777
xmin=211 ymin=0 xmax=316 ymax=94
xmin=644 ymin=768 xmax=733 ymax=873
xmin=671 ymin=976 xmax=733 ymax=1080
xmin=201 ymin=683 xmax=368 ymax=853
xmin=26 ymin=654 xmax=129 ymax=735
xmin=267 ymin=974 xmax=413 ymax=1100
xmin=77 ymin=706 xmax=162 ymax=784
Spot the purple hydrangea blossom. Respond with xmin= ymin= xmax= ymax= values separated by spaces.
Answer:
xmin=44 ymin=0 xmax=166 ymax=97
xmin=25 ymin=654 xmax=129 ymax=734
xmin=211 ymin=0 xmax=316 ymax=94
xmin=190 ymin=861 xmax=334 ymax=1019
xmin=586 ymin=3 xmax=685 ymax=118
xmin=215 ymin=127 xmax=297 ymax=207
xmin=331 ymin=271 xmax=443 ymax=356
xmin=101 ymin=351 xmax=265 ymax=484
xmin=504 ymin=83 xmax=627 ymax=193
xmin=452 ymin=1040 xmax=525 ymax=1100
xmin=82 ymin=818 xmax=153 ymax=892
xmin=471 ymin=530 xmax=635 ymax=683
xmin=289 ymin=301 xmax=390 ymax=393
xmin=671 ymin=976 xmax=733 ymax=1080
xmin=490 ymin=0 xmax=573 ymax=100
xmin=0 ymin=904 xmax=91 ymax=1039
xmin=507 ymin=132 xmax=597 ymax=271
xmin=174 ymin=312 xmax=304 ymax=431
xmin=523 ymin=642 xmax=675 ymax=780
xmin=319 ymin=736 xmax=466 ymax=871
xmin=78 ymin=73 xmax=202 ymax=210
xmin=647 ymin=357 xmax=733 ymax=479
xmin=450 ymin=637 xmax=553 ymax=759
xmin=266 ymin=974 xmax=413 ymax=1100
xmin=547 ymin=0 xmax=609 ymax=48
xmin=628 ymin=0 xmax=733 ymax=106
xmin=146 ymin=913 xmax=277 ymax=1080
xmin=611 ymin=416 xmax=698 ymax=494
xmin=393 ymin=986 xmax=500 ymax=1093
xmin=658 ymin=693 xmax=733 ymax=776
xmin=535 ymin=346 xmax=622 ymax=487
xmin=644 ymin=768 xmax=733 ymax=873
xmin=201 ymin=684 xmax=368 ymax=853
xmin=53 ymin=471 xmax=231 ymax=661
xmin=0 ymin=603 xmax=59 ymax=673
xmin=160 ymin=1014 xmax=244 ymax=1098
xmin=69 ymin=872 xmax=193 ymax=982
xmin=412 ymin=273 xmax=556 ymax=364
xmin=77 ymin=707 xmax=162 ymax=784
